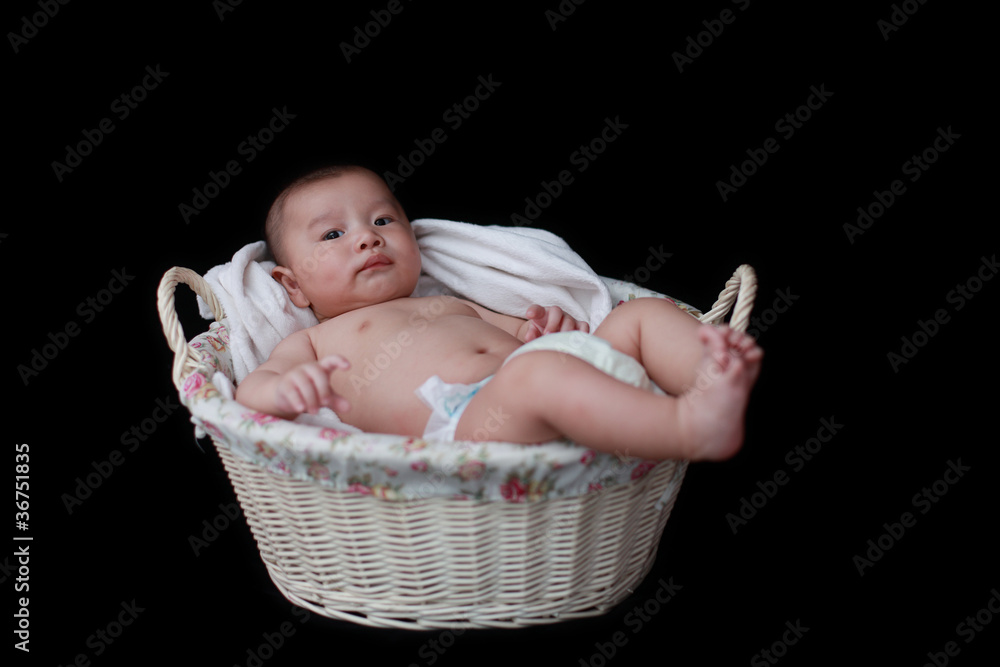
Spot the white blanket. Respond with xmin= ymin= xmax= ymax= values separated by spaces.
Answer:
xmin=198 ymin=218 xmax=612 ymax=384
xmin=412 ymin=218 xmax=612 ymax=328
xmin=197 ymin=240 xmax=319 ymax=384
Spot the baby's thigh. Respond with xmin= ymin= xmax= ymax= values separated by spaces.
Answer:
xmin=453 ymin=353 xmax=562 ymax=444
xmin=593 ymin=297 xmax=701 ymax=357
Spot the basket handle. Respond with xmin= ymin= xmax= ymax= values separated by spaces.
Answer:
xmin=699 ymin=264 xmax=758 ymax=332
xmin=157 ymin=267 xmax=226 ymax=390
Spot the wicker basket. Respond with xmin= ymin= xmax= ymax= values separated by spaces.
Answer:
xmin=157 ymin=264 xmax=757 ymax=629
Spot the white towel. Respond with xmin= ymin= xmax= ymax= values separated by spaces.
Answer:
xmin=198 ymin=219 xmax=613 ymax=383
xmin=197 ymin=240 xmax=318 ymax=383
xmin=412 ymin=219 xmax=612 ymax=328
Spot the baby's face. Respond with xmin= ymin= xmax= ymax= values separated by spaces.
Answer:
xmin=274 ymin=170 xmax=421 ymax=320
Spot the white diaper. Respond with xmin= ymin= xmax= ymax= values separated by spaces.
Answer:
xmin=503 ymin=331 xmax=661 ymax=393
xmin=416 ymin=374 xmax=494 ymax=441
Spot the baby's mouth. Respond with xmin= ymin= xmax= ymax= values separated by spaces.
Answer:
xmin=360 ymin=254 xmax=392 ymax=271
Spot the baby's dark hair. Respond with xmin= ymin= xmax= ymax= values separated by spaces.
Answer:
xmin=263 ymin=164 xmax=382 ymax=266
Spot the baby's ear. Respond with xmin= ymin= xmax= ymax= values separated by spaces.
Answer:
xmin=271 ymin=265 xmax=311 ymax=309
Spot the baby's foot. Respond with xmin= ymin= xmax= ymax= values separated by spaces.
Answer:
xmin=676 ymin=325 xmax=763 ymax=460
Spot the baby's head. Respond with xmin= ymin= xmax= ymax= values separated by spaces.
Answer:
xmin=265 ymin=165 xmax=422 ymax=321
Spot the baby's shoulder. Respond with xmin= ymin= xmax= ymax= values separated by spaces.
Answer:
xmin=263 ymin=328 xmax=319 ymax=367
xmin=275 ymin=328 xmax=317 ymax=352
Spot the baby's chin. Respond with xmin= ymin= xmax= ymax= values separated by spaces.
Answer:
xmin=313 ymin=284 xmax=418 ymax=321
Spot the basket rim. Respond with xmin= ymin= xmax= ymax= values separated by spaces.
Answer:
xmin=181 ymin=355 xmax=676 ymax=504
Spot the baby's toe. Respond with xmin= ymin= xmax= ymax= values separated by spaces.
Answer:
xmin=724 ymin=328 xmax=751 ymax=351
xmin=699 ymin=325 xmax=730 ymax=367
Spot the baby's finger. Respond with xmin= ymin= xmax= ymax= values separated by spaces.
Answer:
xmin=276 ymin=381 xmax=308 ymax=415
xmin=524 ymin=305 xmax=544 ymax=330
xmin=306 ymin=357 xmax=348 ymax=409
xmin=319 ymin=355 xmax=351 ymax=371
xmin=328 ymin=393 xmax=351 ymax=414
xmin=559 ymin=316 xmax=580 ymax=332
xmin=300 ymin=365 xmax=335 ymax=409
xmin=543 ymin=306 xmax=564 ymax=333
xmin=292 ymin=374 xmax=323 ymax=414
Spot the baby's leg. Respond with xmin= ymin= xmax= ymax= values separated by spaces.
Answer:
xmin=454 ymin=329 xmax=760 ymax=461
xmin=593 ymin=297 xmax=753 ymax=396
xmin=454 ymin=350 xmax=677 ymax=456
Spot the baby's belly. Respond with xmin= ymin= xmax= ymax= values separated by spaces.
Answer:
xmin=324 ymin=314 xmax=521 ymax=435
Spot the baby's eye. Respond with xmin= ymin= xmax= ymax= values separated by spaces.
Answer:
xmin=374 ymin=217 xmax=392 ymax=226
xmin=323 ymin=230 xmax=344 ymax=240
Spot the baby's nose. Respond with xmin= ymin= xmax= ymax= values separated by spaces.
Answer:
xmin=357 ymin=234 xmax=382 ymax=251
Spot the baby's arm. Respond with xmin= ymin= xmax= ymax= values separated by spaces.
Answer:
xmin=461 ymin=301 xmax=589 ymax=342
xmin=235 ymin=330 xmax=351 ymax=419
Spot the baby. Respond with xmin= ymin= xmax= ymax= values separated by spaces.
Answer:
xmin=236 ymin=165 xmax=763 ymax=461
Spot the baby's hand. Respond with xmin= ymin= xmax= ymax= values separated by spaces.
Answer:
xmin=523 ymin=305 xmax=589 ymax=342
xmin=274 ymin=355 xmax=351 ymax=416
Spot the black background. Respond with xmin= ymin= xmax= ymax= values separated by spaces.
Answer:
xmin=7 ymin=1 xmax=996 ymax=665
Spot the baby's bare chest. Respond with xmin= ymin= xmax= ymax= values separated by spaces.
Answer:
xmin=309 ymin=297 xmax=521 ymax=389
